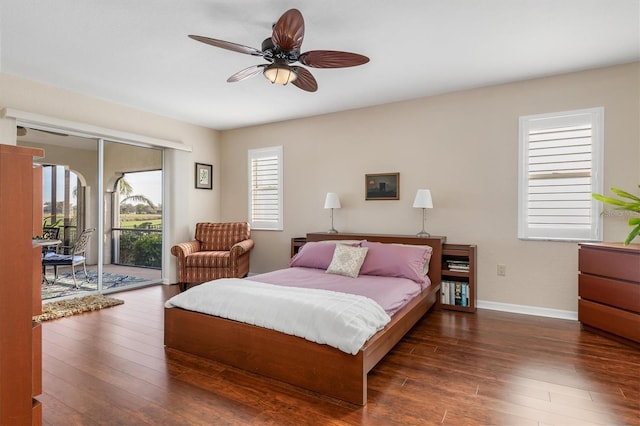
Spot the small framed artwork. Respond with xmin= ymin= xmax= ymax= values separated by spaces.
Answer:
xmin=195 ymin=163 xmax=213 ymax=190
xmin=365 ymin=172 xmax=400 ymax=200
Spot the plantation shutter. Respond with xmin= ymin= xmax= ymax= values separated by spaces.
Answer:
xmin=518 ymin=108 xmax=603 ymax=241
xmin=248 ymin=146 xmax=283 ymax=230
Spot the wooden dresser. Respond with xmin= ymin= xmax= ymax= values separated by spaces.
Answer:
xmin=578 ymin=242 xmax=640 ymax=345
xmin=0 ymin=145 xmax=44 ymax=425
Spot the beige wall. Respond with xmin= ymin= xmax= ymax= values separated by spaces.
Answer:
xmin=0 ymin=73 xmax=221 ymax=281
xmin=220 ymin=62 xmax=640 ymax=314
xmin=2 ymin=63 xmax=636 ymax=312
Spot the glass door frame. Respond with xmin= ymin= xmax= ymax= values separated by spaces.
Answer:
xmin=9 ymin=108 xmax=192 ymax=290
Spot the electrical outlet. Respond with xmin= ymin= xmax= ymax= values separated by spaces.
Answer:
xmin=497 ymin=264 xmax=506 ymax=276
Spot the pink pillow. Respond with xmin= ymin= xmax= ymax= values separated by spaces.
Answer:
xmin=359 ymin=241 xmax=432 ymax=284
xmin=289 ymin=241 xmax=359 ymax=270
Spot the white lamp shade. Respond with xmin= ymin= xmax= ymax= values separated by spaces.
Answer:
xmin=324 ymin=192 xmax=341 ymax=209
xmin=412 ymin=189 xmax=433 ymax=209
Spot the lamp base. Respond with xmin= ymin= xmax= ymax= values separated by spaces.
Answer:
xmin=416 ymin=231 xmax=431 ymax=238
xmin=327 ymin=228 xmax=338 ymax=234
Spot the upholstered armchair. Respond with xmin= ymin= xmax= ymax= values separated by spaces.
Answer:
xmin=171 ymin=222 xmax=254 ymax=291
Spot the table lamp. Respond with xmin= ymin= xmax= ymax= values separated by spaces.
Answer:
xmin=324 ymin=192 xmax=341 ymax=233
xmin=412 ymin=189 xmax=433 ymax=237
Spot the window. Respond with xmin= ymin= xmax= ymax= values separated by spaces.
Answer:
xmin=518 ymin=108 xmax=604 ymax=241
xmin=248 ymin=146 xmax=283 ymax=230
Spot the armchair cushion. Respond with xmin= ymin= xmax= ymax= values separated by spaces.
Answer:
xmin=185 ymin=251 xmax=230 ymax=269
xmin=196 ymin=222 xmax=250 ymax=251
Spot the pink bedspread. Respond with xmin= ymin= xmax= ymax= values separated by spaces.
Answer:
xmin=249 ymin=267 xmax=430 ymax=316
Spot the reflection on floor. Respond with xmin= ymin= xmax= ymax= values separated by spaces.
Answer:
xmin=42 ymin=264 xmax=162 ymax=301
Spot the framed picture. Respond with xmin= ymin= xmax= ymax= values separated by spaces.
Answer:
xmin=365 ymin=172 xmax=399 ymax=200
xmin=195 ymin=163 xmax=213 ymax=190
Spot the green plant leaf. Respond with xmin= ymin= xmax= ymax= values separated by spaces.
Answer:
xmin=592 ymin=193 xmax=627 ymax=206
xmin=622 ymin=204 xmax=640 ymax=213
xmin=610 ymin=187 xmax=640 ymax=202
xmin=593 ymin=184 xmax=640 ymax=244
xmin=624 ymin=225 xmax=640 ymax=245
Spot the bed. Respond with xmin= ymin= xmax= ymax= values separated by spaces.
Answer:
xmin=164 ymin=232 xmax=444 ymax=405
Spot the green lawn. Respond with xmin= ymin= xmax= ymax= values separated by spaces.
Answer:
xmin=119 ymin=214 xmax=162 ymax=229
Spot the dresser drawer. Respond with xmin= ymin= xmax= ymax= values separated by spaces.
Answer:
xmin=579 ymin=299 xmax=640 ymax=343
xmin=579 ymin=274 xmax=640 ymax=313
xmin=579 ymin=244 xmax=640 ymax=283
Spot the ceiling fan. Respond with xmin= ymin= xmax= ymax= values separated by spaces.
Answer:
xmin=188 ymin=8 xmax=369 ymax=92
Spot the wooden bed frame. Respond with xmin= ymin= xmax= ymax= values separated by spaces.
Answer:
xmin=164 ymin=232 xmax=444 ymax=405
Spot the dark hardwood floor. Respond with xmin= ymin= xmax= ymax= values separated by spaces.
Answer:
xmin=41 ymin=285 xmax=640 ymax=425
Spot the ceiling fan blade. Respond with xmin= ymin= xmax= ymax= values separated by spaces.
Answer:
xmin=299 ymin=50 xmax=369 ymax=68
xmin=291 ymin=67 xmax=318 ymax=92
xmin=227 ymin=65 xmax=267 ymax=82
xmin=188 ymin=35 xmax=263 ymax=56
xmin=271 ymin=9 xmax=305 ymax=51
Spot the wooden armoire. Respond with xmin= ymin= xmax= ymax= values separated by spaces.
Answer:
xmin=0 ymin=144 xmax=44 ymax=425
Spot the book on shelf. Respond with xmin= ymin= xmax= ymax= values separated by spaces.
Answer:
xmin=461 ymin=282 xmax=468 ymax=307
xmin=445 ymin=260 xmax=470 ymax=272
xmin=441 ymin=280 xmax=470 ymax=307
xmin=441 ymin=281 xmax=448 ymax=305
xmin=455 ymin=282 xmax=462 ymax=306
xmin=448 ymin=266 xmax=469 ymax=272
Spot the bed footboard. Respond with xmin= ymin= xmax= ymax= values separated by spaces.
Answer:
xmin=164 ymin=281 xmax=439 ymax=405
xmin=165 ymin=306 xmax=368 ymax=404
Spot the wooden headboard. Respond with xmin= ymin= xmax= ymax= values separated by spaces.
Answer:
xmin=305 ymin=232 xmax=445 ymax=286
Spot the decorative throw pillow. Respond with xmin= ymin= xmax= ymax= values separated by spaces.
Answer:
xmin=326 ymin=244 xmax=369 ymax=278
xmin=359 ymin=241 xmax=432 ymax=284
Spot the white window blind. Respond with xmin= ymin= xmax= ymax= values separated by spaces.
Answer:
xmin=518 ymin=108 xmax=603 ymax=241
xmin=248 ymin=146 xmax=283 ymax=230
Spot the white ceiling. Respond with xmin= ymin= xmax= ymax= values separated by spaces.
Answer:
xmin=2 ymin=1 xmax=639 ymax=131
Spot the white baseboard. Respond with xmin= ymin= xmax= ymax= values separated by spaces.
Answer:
xmin=477 ymin=300 xmax=578 ymax=321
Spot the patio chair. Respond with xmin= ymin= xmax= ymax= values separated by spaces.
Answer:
xmin=40 ymin=226 xmax=61 ymax=255
xmin=41 ymin=226 xmax=60 ymax=240
xmin=42 ymin=227 xmax=95 ymax=288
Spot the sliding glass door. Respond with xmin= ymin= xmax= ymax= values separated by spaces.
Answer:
xmin=19 ymin=129 xmax=164 ymax=300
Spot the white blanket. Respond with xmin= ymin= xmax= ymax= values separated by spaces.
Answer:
xmin=165 ymin=278 xmax=391 ymax=355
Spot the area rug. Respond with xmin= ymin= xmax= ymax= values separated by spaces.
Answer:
xmin=33 ymin=294 xmax=124 ymax=323
xmin=42 ymin=270 xmax=147 ymax=300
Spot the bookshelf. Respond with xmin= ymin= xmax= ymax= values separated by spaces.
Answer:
xmin=440 ymin=243 xmax=476 ymax=312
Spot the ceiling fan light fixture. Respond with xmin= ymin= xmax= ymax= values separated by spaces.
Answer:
xmin=263 ymin=64 xmax=297 ymax=85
